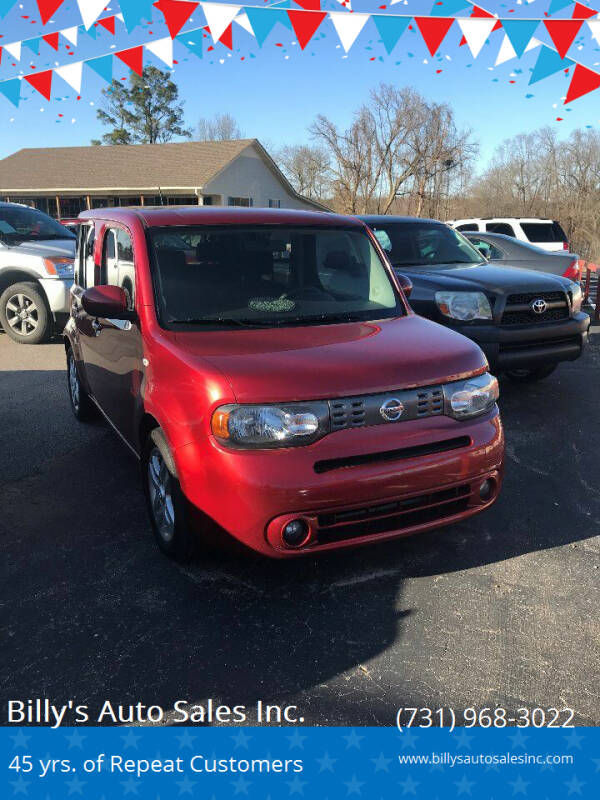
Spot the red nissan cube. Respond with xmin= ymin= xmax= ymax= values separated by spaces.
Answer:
xmin=64 ymin=207 xmax=504 ymax=559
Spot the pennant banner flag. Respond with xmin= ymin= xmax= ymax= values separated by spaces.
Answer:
xmin=146 ymin=35 xmax=174 ymax=67
xmin=565 ymin=62 xmax=600 ymax=102
xmin=55 ymin=60 xmax=83 ymax=93
xmin=330 ymin=12 xmax=369 ymax=53
xmin=495 ymin=32 xmax=541 ymax=66
xmin=571 ymin=2 xmax=598 ymax=19
xmin=501 ymin=19 xmax=540 ymax=59
xmin=245 ymin=8 xmax=290 ymax=47
xmin=62 ymin=26 xmax=79 ymax=46
xmin=4 ymin=41 xmax=21 ymax=60
xmin=86 ymin=53 xmax=114 ymax=83
xmin=373 ymin=14 xmax=410 ymax=55
xmin=97 ymin=15 xmax=117 ymax=35
xmin=430 ymin=0 xmax=468 ymax=16
xmin=37 ymin=0 xmax=64 ymax=25
xmin=287 ymin=9 xmax=327 ymax=50
xmin=76 ymin=0 xmax=108 ymax=29
xmin=547 ymin=0 xmax=572 ymax=13
xmin=544 ymin=19 xmax=583 ymax=59
xmin=201 ymin=2 xmax=241 ymax=43
xmin=119 ymin=0 xmax=154 ymax=33
xmin=529 ymin=43 xmax=574 ymax=84
xmin=175 ymin=30 xmax=203 ymax=58
xmin=457 ymin=16 xmax=496 ymax=58
xmin=589 ymin=19 xmax=600 ymax=45
xmin=0 ymin=77 xmax=20 ymax=106
xmin=115 ymin=45 xmax=144 ymax=76
xmin=414 ymin=17 xmax=454 ymax=56
xmin=25 ymin=69 xmax=53 ymax=100
xmin=25 ymin=37 xmax=41 ymax=54
xmin=234 ymin=11 xmax=254 ymax=36
xmin=43 ymin=32 xmax=60 ymax=50
xmin=154 ymin=0 xmax=199 ymax=39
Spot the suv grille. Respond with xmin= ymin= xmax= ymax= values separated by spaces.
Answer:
xmin=501 ymin=291 xmax=569 ymax=325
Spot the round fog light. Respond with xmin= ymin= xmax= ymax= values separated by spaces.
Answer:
xmin=479 ymin=479 xmax=494 ymax=501
xmin=282 ymin=518 xmax=310 ymax=548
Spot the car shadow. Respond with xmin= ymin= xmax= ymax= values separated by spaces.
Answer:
xmin=1 ymin=354 xmax=598 ymax=725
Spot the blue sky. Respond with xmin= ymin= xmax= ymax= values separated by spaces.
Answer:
xmin=0 ymin=0 xmax=598 ymax=172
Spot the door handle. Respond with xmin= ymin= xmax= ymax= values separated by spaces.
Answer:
xmin=92 ymin=318 xmax=102 ymax=335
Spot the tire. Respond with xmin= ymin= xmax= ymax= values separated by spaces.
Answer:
xmin=142 ymin=428 xmax=195 ymax=561
xmin=0 ymin=281 xmax=52 ymax=344
xmin=66 ymin=346 xmax=98 ymax=422
xmin=505 ymin=364 xmax=557 ymax=383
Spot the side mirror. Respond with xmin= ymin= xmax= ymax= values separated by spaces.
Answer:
xmin=81 ymin=285 xmax=135 ymax=320
xmin=395 ymin=273 xmax=413 ymax=299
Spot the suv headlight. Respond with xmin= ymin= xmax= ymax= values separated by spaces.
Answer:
xmin=435 ymin=291 xmax=492 ymax=321
xmin=43 ymin=257 xmax=74 ymax=279
xmin=211 ymin=402 xmax=329 ymax=449
xmin=444 ymin=373 xmax=499 ymax=419
xmin=569 ymin=281 xmax=582 ymax=313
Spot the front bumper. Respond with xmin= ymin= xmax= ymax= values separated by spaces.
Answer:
xmin=173 ymin=411 xmax=504 ymax=558
xmin=453 ymin=312 xmax=590 ymax=371
xmin=39 ymin=277 xmax=73 ymax=314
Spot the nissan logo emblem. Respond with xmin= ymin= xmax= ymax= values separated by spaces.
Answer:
xmin=531 ymin=298 xmax=547 ymax=315
xmin=380 ymin=397 xmax=404 ymax=422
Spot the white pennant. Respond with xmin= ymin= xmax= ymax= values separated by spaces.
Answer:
xmin=201 ymin=2 xmax=241 ymax=43
xmin=146 ymin=37 xmax=173 ymax=68
xmin=76 ymin=0 xmax=108 ymax=30
xmin=234 ymin=11 xmax=254 ymax=36
xmin=330 ymin=12 xmax=369 ymax=53
xmin=5 ymin=41 xmax=21 ymax=61
xmin=55 ymin=61 xmax=83 ymax=93
xmin=457 ymin=17 xmax=496 ymax=59
xmin=588 ymin=20 xmax=600 ymax=45
xmin=495 ymin=33 xmax=541 ymax=66
xmin=61 ymin=26 xmax=79 ymax=47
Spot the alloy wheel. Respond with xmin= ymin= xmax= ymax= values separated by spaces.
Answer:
xmin=68 ymin=353 xmax=80 ymax=412
xmin=5 ymin=292 xmax=39 ymax=337
xmin=147 ymin=447 xmax=175 ymax=543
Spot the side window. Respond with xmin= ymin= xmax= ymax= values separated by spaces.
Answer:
xmin=486 ymin=222 xmax=515 ymax=237
xmin=469 ymin=238 xmax=504 ymax=260
xmin=81 ymin=225 xmax=96 ymax=288
xmin=456 ymin=223 xmax=478 ymax=232
xmin=101 ymin=227 xmax=135 ymax=308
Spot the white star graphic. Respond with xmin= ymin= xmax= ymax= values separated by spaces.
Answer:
xmin=344 ymin=774 xmax=365 ymax=795
xmin=399 ymin=774 xmax=419 ymax=795
xmin=564 ymin=730 xmax=584 ymax=750
xmin=232 ymin=775 xmax=252 ymax=795
xmin=231 ymin=729 xmax=252 ymax=749
xmin=121 ymin=729 xmax=142 ymax=749
xmin=316 ymin=752 xmax=337 ymax=772
xmin=564 ymin=775 xmax=585 ymax=795
xmin=342 ymin=729 xmax=364 ymax=749
xmin=371 ymin=752 xmax=392 ymax=772
xmin=64 ymin=729 xmax=86 ymax=749
xmin=287 ymin=775 xmax=307 ymax=795
xmin=455 ymin=774 xmax=475 ymax=795
xmin=453 ymin=730 xmax=473 ymax=751
xmin=120 ymin=777 xmax=139 ymax=796
xmin=175 ymin=775 xmax=196 ymax=796
xmin=509 ymin=775 xmax=530 ymax=796
xmin=10 ymin=776 xmax=31 ymax=796
xmin=65 ymin=774 xmax=86 ymax=796
xmin=9 ymin=730 xmax=31 ymax=749
xmin=287 ymin=729 xmax=307 ymax=749
xmin=508 ymin=729 xmax=529 ymax=749
xmin=175 ymin=729 xmax=197 ymax=750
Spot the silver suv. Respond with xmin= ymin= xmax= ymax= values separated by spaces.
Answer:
xmin=0 ymin=202 xmax=76 ymax=344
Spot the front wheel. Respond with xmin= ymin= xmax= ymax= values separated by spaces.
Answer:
xmin=0 ymin=281 xmax=52 ymax=344
xmin=66 ymin=347 xmax=98 ymax=421
xmin=142 ymin=428 xmax=194 ymax=561
xmin=505 ymin=364 xmax=557 ymax=383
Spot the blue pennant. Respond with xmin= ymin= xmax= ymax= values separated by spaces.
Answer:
xmin=547 ymin=0 xmax=572 ymax=14
xmin=86 ymin=54 xmax=114 ymax=84
xmin=429 ymin=0 xmax=469 ymax=16
xmin=0 ymin=0 xmax=14 ymax=18
xmin=502 ymin=19 xmax=540 ymax=59
xmin=245 ymin=8 xmax=291 ymax=47
xmin=119 ymin=0 xmax=154 ymax=34
xmin=0 ymin=78 xmax=21 ymax=107
xmin=175 ymin=31 xmax=203 ymax=59
xmin=373 ymin=15 xmax=410 ymax=55
xmin=24 ymin=37 xmax=41 ymax=54
xmin=529 ymin=44 xmax=574 ymax=84
xmin=85 ymin=24 xmax=97 ymax=40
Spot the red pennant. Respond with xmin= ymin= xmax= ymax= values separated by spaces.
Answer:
xmin=294 ymin=0 xmax=321 ymax=9
xmin=36 ymin=0 xmax=64 ymax=25
xmin=25 ymin=69 xmax=53 ymax=100
xmin=565 ymin=63 xmax=600 ymax=103
xmin=0 ymin=47 xmax=2 ymax=66
xmin=97 ymin=15 xmax=116 ymax=34
xmin=414 ymin=17 xmax=454 ymax=57
xmin=153 ymin=0 xmax=198 ymax=39
xmin=572 ymin=2 xmax=598 ymax=19
xmin=42 ymin=32 xmax=59 ymax=50
xmin=544 ymin=19 xmax=583 ymax=59
xmin=219 ymin=23 xmax=233 ymax=50
xmin=287 ymin=9 xmax=327 ymax=50
xmin=115 ymin=46 xmax=144 ymax=76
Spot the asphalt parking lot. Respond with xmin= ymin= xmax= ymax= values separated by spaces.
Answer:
xmin=1 ymin=322 xmax=599 ymax=726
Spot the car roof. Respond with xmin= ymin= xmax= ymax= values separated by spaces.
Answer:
xmin=78 ymin=206 xmax=361 ymax=229
xmin=451 ymin=217 xmax=555 ymax=224
xmin=358 ymin=215 xmax=443 ymax=225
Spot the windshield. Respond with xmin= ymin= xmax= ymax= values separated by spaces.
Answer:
xmin=0 ymin=205 xmax=76 ymax=243
xmin=148 ymin=225 xmax=402 ymax=329
xmin=368 ymin=221 xmax=484 ymax=268
xmin=520 ymin=222 xmax=567 ymax=243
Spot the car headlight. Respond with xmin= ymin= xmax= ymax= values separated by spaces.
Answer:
xmin=569 ymin=281 xmax=582 ymax=313
xmin=211 ymin=402 xmax=329 ymax=449
xmin=43 ymin=257 xmax=74 ymax=279
xmin=444 ymin=373 xmax=499 ymax=419
xmin=435 ymin=291 xmax=492 ymax=321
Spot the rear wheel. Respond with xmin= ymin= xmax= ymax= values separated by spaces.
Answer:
xmin=142 ymin=428 xmax=194 ymax=561
xmin=66 ymin=346 xmax=98 ymax=421
xmin=0 ymin=281 xmax=51 ymax=344
xmin=505 ymin=364 xmax=557 ymax=383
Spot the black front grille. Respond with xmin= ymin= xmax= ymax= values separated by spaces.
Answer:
xmin=316 ymin=485 xmax=471 ymax=543
xmin=501 ymin=291 xmax=569 ymax=325
xmin=416 ymin=388 xmax=443 ymax=417
xmin=327 ymin=385 xmax=445 ymax=432
xmin=330 ymin=398 xmax=366 ymax=431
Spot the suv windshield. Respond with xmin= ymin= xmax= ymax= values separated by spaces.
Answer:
xmin=520 ymin=222 xmax=567 ymax=243
xmin=149 ymin=225 xmax=402 ymax=328
xmin=368 ymin=221 xmax=483 ymax=268
xmin=0 ymin=205 xmax=75 ymax=243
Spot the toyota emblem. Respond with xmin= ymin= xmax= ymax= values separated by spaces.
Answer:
xmin=380 ymin=397 xmax=404 ymax=422
xmin=531 ymin=298 xmax=547 ymax=315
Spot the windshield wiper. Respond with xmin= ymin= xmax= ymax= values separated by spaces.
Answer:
xmin=169 ymin=317 xmax=274 ymax=327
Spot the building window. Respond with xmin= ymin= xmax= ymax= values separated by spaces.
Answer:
xmin=227 ymin=196 xmax=253 ymax=207
xmin=268 ymin=199 xmax=281 ymax=208
xmin=167 ymin=196 xmax=197 ymax=206
xmin=59 ymin=197 xmax=87 ymax=219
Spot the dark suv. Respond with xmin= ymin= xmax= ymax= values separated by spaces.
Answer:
xmin=361 ymin=216 xmax=590 ymax=382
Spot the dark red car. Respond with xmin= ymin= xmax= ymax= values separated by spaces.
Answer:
xmin=64 ymin=207 xmax=504 ymax=559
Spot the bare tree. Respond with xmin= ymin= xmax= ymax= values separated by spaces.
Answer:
xmin=277 ymin=144 xmax=332 ymax=202
xmin=196 ymin=113 xmax=243 ymax=141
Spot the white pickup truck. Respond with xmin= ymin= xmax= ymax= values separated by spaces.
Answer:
xmin=0 ymin=202 xmax=76 ymax=344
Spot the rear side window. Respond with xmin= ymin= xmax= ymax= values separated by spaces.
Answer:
xmin=469 ymin=238 xmax=504 ymax=260
xmin=520 ymin=222 xmax=567 ymax=243
xmin=456 ymin=223 xmax=479 ymax=232
xmin=486 ymin=222 xmax=515 ymax=236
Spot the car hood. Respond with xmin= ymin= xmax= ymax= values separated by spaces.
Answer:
xmin=398 ymin=262 xmax=570 ymax=293
xmin=3 ymin=239 xmax=76 ymax=258
xmin=172 ymin=315 xmax=487 ymax=403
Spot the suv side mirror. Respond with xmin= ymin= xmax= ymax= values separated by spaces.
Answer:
xmin=395 ymin=273 xmax=413 ymax=299
xmin=81 ymin=285 xmax=135 ymax=320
